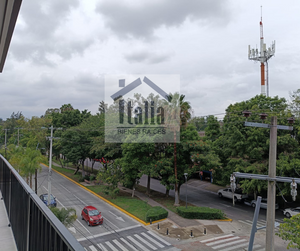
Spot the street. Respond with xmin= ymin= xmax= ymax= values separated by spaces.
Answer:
xmin=37 ymin=164 xmax=176 ymax=251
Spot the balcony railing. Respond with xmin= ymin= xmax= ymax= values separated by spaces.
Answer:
xmin=0 ymin=154 xmax=84 ymax=251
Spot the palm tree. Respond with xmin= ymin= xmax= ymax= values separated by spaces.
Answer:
xmin=50 ymin=207 xmax=77 ymax=227
xmin=165 ymin=93 xmax=192 ymax=206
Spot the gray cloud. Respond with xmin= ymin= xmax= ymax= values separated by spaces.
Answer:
xmin=124 ymin=49 xmax=172 ymax=64
xmin=96 ymin=0 xmax=231 ymax=39
xmin=10 ymin=0 xmax=95 ymax=65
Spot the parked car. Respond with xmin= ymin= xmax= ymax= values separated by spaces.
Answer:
xmin=40 ymin=193 xmax=57 ymax=207
xmin=251 ymin=198 xmax=279 ymax=210
xmin=217 ymin=188 xmax=248 ymax=202
xmin=81 ymin=206 xmax=103 ymax=226
xmin=283 ymin=207 xmax=300 ymax=218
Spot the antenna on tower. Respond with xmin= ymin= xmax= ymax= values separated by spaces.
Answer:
xmin=248 ymin=6 xmax=275 ymax=97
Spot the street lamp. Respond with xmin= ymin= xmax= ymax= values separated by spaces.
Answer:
xmin=184 ymin=173 xmax=188 ymax=209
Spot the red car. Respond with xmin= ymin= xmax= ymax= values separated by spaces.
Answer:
xmin=81 ymin=206 xmax=103 ymax=226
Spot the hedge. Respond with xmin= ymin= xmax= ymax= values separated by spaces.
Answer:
xmin=145 ymin=206 xmax=168 ymax=222
xmin=176 ymin=206 xmax=225 ymax=220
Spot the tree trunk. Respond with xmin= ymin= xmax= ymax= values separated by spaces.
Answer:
xmin=132 ymin=184 xmax=135 ymax=197
xmin=174 ymin=132 xmax=180 ymax=206
xmin=58 ymin=157 xmax=64 ymax=168
xmin=165 ymin=189 xmax=169 ymax=197
xmin=81 ymin=160 xmax=85 ymax=177
xmin=146 ymin=174 xmax=151 ymax=196
xmin=73 ymin=164 xmax=79 ymax=175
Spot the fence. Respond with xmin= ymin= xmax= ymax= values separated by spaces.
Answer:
xmin=0 ymin=154 xmax=84 ymax=251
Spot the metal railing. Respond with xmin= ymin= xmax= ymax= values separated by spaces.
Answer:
xmin=0 ymin=154 xmax=85 ymax=251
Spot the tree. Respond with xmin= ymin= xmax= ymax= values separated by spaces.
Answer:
xmin=189 ymin=116 xmax=207 ymax=131
xmin=212 ymin=95 xmax=297 ymax=197
xmin=96 ymin=160 xmax=123 ymax=198
xmin=204 ymin=115 xmax=221 ymax=142
xmin=165 ymin=93 xmax=192 ymax=206
xmin=50 ymin=207 xmax=77 ymax=227
xmin=276 ymin=214 xmax=300 ymax=249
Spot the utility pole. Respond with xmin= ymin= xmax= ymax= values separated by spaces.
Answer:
xmin=241 ymin=112 xmax=295 ymax=251
xmin=266 ymin=116 xmax=277 ymax=250
xmin=48 ymin=125 xmax=53 ymax=206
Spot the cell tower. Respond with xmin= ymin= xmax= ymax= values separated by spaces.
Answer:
xmin=248 ymin=7 xmax=275 ymax=97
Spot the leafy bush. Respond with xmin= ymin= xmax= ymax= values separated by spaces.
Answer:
xmin=176 ymin=206 xmax=225 ymax=220
xmin=145 ymin=206 xmax=168 ymax=222
xmin=89 ymin=175 xmax=96 ymax=181
xmin=78 ymin=177 xmax=85 ymax=182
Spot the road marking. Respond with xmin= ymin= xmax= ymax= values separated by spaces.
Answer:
xmin=97 ymin=243 xmax=108 ymax=251
xmin=76 ymin=219 xmax=92 ymax=235
xmin=112 ymin=239 xmax=129 ymax=251
xmin=77 ymin=225 xmax=141 ymax=241
xmin=103 ymin=216 xmax=119 ymax=229
xmin=127 ymin=236 xmax=150 ymax=251
xmin=120 ymin=238 xmax=139 ymax=251
xmin=68 ymin=227 xmax=76 ymax=233
xmin=89 ymin=245 xmax=98 ymax=251
xmin=109 ymin=211 xmax=125 ymax=222
xmin=200 ymin=234 xmax=234 ymax=243
xmin=73 ymin=194 xmax=86 ymax=205
xmin=245 ymin=220 xmax=265 ymax=227
xmin=60 ymin=184 xmax=72 ymax=193
xmin=105 ymin=241 xmax=118 ymax=251
xmin=134 ymin=234 xmax=157 ymax=250
xmin=147 ymin=231 xmax=171 ymax=246
xmin=206 ymin=236 xmax=240 ymax=246
xmin=220 ymin=242 xmax=248 ymax=251
xmin=212 ymin=239 xmax=247 ymax=249
xmin=141 ymin=232 xmax=165 ymax=248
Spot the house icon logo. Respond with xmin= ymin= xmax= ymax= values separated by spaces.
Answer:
xmin=104 ymin=74 xmax=180 ymax=143
xmin=110 ymin=76 xmax=169 ymax=101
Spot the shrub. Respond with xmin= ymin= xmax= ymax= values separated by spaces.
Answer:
xmin=176 ymin=206 xmax=225 ymax=220
xmin=145 ymin=206 xmax=168 ymax=222
xmin=89 ymin=175 xmax=96 ymax=181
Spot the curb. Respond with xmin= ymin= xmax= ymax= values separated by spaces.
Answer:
xmin=41 ymin=163 xmax=164 ymax=226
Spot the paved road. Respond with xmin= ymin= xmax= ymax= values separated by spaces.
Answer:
xmin=139 ymin=175 xmax=286 ymax=223
xmin=37 ymin=165 xmax=177 ymax=251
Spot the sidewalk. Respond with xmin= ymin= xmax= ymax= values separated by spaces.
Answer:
xmin=0 ymin=191 xmax=17 ymax=251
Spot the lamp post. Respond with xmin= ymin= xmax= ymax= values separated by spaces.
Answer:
xmin=184 ymin=173 xmax=188 ymax=209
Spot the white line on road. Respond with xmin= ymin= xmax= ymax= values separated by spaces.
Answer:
xmin=206 ymin=236 xmax=240 ymax=246
xmin=212 ymin=239 xmax=247 ymax=249
xmin=77 ymin=225 xmax=141 ymax=241
xmin=120 ymin=238 xmax=138 ymax=251
xmin=76 ymin=219 xmax=92 ymax=235
xmin=219 ymin=242 xmax=248 ymax=251
xmin=200 ymin=234 xmax=234 ymax=243
xmin=147 ymin=231 xmax=171 ymax=246
xmin=113 ymin=239 xmax=129 ymax=251
xmin=141 ymin=232 xmax=165 ymax=248
xmin=103 ymin=217 xmax=119 ymax=229
xmin=127 ymin=236 xmax=149 ymax=251
xmin=97 ymin=243 xmax=108 ymax=251
xmin=105 ymin=241 xmax=118 ymax=251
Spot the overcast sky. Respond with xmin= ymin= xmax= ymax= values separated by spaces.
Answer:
xmin=1 ymin=0 xmax=299 ymax=120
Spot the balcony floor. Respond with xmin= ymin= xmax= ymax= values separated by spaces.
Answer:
xmin=0 ymin=191 xmax=17 ymax=251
